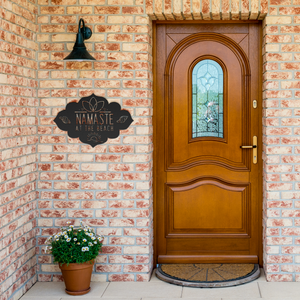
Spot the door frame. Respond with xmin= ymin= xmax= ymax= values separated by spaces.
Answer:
xmin=153 ymin=20 xmax=263 ymax=267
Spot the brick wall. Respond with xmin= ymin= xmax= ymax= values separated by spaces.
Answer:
xmin=0 ymin=0 xmax=38 ymax=299
xmin=36 ymin=0 xmax=153 ymax=283
xmin=262 ymin=1 xmax=300 ymax=282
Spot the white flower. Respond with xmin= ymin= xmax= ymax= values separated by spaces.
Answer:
xmin=56 ymin=239 xmax=59 ymax=241
xmin=78 ymin=230 xmax=81 ymax=232
xmin=91 ymin=237 xmax=96 ymax=240
xmin=81 ymin=246 xmax=89 ymax=252
xmin=69 ymin=225 xmax=74 ymax=228
xmin=67 ymin=221 xmax=71 ymax=224
xmin=64 ymin=235 xmax=68 ymax=239
xmin=66 ymin=238 xmax=71 ymax=242
xmin=84 ymin=229 xmax=88 ymax=232
xmin=73 ymin=238 xmax=77 ymax=241
xmin=94 ymin=241 xmax=97 ymax=244
xmin=88 ymin=242 xmax=93 ymax=246
xmin=68 ymin=229 xmax=71 ymax=232
xmin=83 ymin=239 xmax=87 ymax=242
xmin=63 ymin=231 xmax=67 ymax=235
xmin=58 ymin=232 xmax=62 ymax=236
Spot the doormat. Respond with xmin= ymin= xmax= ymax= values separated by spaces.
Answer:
xmin=156 ymin=264 xmax=260 ymax=288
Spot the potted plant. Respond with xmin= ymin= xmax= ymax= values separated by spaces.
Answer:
xmin=45 ymin=222 xmax=104 ymax=295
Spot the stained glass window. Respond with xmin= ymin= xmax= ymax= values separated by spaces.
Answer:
xmin=192 ymin=59 xmax=224 ymax=138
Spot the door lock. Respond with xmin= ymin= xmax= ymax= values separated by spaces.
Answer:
xmin=240 ymin=136 xmax=257 ymax=164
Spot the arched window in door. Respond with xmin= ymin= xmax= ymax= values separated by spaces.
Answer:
xmin=192 ymin=59 xmax=224 ymax=138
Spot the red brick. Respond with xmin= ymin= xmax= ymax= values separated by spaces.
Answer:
xmin=83 ymin=219 xmax=107 ymax=227
xmin=41 ymin=6 xmax=65 ymax=14
xmin=95 ymin=44 xmax=121 ymax=52
xmin=96 ymin=210 xmax=121 ymax=218
xmin=109 ymin=255 xmax=134 ymax=263
xmin=53 ymin=201 xmax=79 ymax=208
xmin=40 ymin=210 xmax=66 ymax=218
xmin=266 ymin=35 xmax=292 ymax=43
xmin=96 ymin=191 xmax=121 ymax=199
xmin=267 ymin=255 xmax=293 ymax=263
xmin=109 ymin=182 xmax=134 ymax=190
xmin=95 ymin=6 xmax=120 ymax=14
xmin=109 ymin=200 xmax=135 ymax=208
xmin=95 ymin=25 xmax=121 ymax=32
xmin=102 ymin=246 xmax=122 ymax=254
xmin=281 ymin=63 xmax=300 ymax=70
xmin=123 ymin=265 xmax=149 ymax=272
xmin=39 ymin=62 xmax=64 ymax=70
xmin=279 ymin=7 xmax=300 ymax=14
xmin=96 ymin=155 xmax=121 ymax=162
xmin=66 ymin=62 xmax=92 ymax=70
xmin=124 ymin=228 xmax=149 ymax=236
xmin=96 ymin=264 xmax=122 ymax=273
xmin=108 ymin=274 xmax=134 ymax=281
xmin=282 ymin=44 xmax=300 ymax=52
xmin=110 ymin=237 xmax=135 ymax=245
xmin=281 ymin=26 xmax=300 ymax=33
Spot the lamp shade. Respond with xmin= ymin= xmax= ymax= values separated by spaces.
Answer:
xmin=64 ymin=18 xmax=95 ymax=61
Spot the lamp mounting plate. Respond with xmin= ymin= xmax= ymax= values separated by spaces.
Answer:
xmin=80 ymin=26 xmax=92 ymax=40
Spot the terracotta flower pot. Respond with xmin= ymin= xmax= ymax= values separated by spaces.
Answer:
xmin=59 ymin=260 xmax=94 ymax=295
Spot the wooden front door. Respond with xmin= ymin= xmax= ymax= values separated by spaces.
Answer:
xmin=155 ymin=23 xmax=262 ymax=264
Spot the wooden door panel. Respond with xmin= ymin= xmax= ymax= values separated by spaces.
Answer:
xmin=167 ymin=180 xmax=249 ymax=234
xmin=167 ymin=165 xmax=249 ymax=183
xmin=167 ymin=38 xmax=251 ymax=171
xmin=166 ymin=34 xmax=250 ymax=58
xmin=155 ymin=23 xmax=261 ymax=264
xmin=167 ymin=238 xmax=250 ymax=253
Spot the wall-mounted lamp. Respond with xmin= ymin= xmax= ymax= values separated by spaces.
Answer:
xmin=64 ymin=18 xmax=95 ymax=61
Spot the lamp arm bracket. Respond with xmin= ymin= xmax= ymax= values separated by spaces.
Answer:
xmin=78 ymin=18 xmax=92 ymax=40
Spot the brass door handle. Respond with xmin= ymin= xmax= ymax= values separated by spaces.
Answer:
xmin=240 ymin=136 xmax=257 ymax=164
xmin=240 ymin=145 xmax=257 ymax=149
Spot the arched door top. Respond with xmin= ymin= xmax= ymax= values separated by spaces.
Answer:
xmin=165 ymin=32 xmax=251 ymax=78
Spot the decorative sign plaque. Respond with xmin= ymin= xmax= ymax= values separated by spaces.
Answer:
xmin=54 ymin=94 xmax=133 ymax=147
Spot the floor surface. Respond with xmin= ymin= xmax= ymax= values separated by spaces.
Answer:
xmin=20 ymin=269 xmax=300 ymax=300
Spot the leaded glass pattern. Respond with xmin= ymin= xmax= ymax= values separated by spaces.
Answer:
xmin=192 ymin=59 xmax=224 ymax=138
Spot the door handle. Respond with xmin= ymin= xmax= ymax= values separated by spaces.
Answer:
xmin=240 ymin=145 xmax=257 ymax=149
xmin=240 ymin=136 xmax=257 ymax=164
